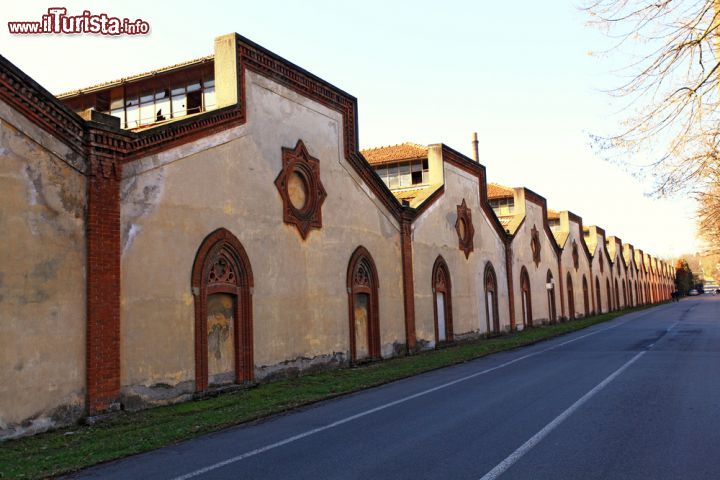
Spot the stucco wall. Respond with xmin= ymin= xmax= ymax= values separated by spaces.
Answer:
xmin=559 ymin=220 xmax=592 ymax=319
xmin=411 ymin=163 xmax=509 ymax=347
xmin=0 ymin=100 xmax=86 ymax=438
xmin=510 ymin=198 xmax=560 ymax=327
xmin=119 ymin=70 xmax=405 ymax=405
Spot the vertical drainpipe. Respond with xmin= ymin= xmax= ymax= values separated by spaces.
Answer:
xmin=400 ymin=207 xmax=417 ymax=353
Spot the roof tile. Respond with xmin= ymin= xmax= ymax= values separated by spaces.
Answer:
xmin=361 ymin=143 xmax=427 ymax=165
xmin=487 ymin=183 xmax=514 ymax=199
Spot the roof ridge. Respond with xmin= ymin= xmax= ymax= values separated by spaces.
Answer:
xmin=360 ymin=142 xmax=427 ymax=152
xmin=56 ymin=54 xmax=214 ymax=98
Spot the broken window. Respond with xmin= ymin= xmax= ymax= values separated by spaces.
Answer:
xmin=373 ymin=159 xmax=429 ymax=190
xmin=90 ymin=75 xmax=216 ymax=129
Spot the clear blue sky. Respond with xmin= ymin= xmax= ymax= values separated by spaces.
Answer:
xmin=1 ymin=0 xmax=701 ymax=258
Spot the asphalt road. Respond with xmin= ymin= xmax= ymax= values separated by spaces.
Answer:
xmin=69 ymin=296 xmax=720 ymax=480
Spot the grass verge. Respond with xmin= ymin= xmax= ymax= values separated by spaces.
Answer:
xmin=0 ymin=305 xmax=656 ymax=479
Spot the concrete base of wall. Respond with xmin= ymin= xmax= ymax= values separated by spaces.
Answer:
xmin=0 ymin=401 xmax=84 ymax=441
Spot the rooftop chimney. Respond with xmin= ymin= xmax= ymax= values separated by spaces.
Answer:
xmin=471 ymin=132 xmax=479 ymax=162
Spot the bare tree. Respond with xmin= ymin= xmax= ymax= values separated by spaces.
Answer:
xmin=584 ymin=0 xmax=720 ymax=194
xmin=698 ymin=173 xmax=720 ymax=252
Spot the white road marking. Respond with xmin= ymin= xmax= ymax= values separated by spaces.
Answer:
xmin=170 ymin=316 xmax=638 ymax=480
xmin=477 ymin=350 xmax=647 ymax=480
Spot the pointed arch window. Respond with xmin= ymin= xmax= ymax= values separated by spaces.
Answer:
xmin=582 ymin=275 xmax=590 ymax=316
xmin=192 ymin=228 xmax=254 ymax=392
xmin=347 ymin=247 xmax=381 ymax=362
xmin=595 ymin=277 xmax=602 ymax=314
xmin=566 ymin=272 xmax=575 ymax=320
xmin=520 ymin=266 xmax=533 ymax=328
xmin=484 ymin=263 xmax=500 ymax=333
xmin=432 ymin=256 xmax=454 ymax=343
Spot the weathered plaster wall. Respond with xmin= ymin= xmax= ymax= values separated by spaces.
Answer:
xmin=510 ymin=196 xmax=560 ymax=327
xmin=559 ymin=218 xmax=592 ymax=318
xmin=119 ymin=70 xmax=405 ymax=405
xmin=0 ymin=100 xmax=86 ymax=438
xmin=411 ymin=162 xmax=509 ymax=347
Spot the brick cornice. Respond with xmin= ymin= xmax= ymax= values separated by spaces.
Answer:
xmin=0 ymin=54 xmax=85 ymax=168
xmin=0 ymin=36 xmax=402 ymax=221
xmin=439 ymin=145 xmax=509 ymax=241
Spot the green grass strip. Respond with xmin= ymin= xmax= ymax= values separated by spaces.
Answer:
xmin=0 ymin=304 xmax=658 ymax=479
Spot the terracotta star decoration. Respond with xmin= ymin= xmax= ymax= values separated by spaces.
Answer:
xmin=572 ymin=239 xmax=579 ymax=270
xmin=455 ymin=199 xmax=474 ymax=259
xmin=530 ymin=224 xmax=541 ymax=267
xmin=275 ymin=140 xmax=327 ymax=239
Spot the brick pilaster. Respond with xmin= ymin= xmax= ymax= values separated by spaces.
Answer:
xmin=505 ymin=241 xmax=516 ymax=330
xmin=85 ymin=131 xmax=123 ymax=416
xmin=400 ymin=209 xmax=417 ymax=352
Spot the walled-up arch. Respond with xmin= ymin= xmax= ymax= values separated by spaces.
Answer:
xmin=622 ymin=280 xmax=628 ymax=308
xmin=634 ymin=280 xmax=639 ymax=305
xmin=484 ymin=263 xmax=500 ymax=334
xmin=432 ymin=256 xmax=454 ymax=343
xmin=347 ymin=246 xmax=381 ymax=362
xmin=520 ymin=266 xmax=533 ymax=328
xmin=192 ymin=228 xmax=254 ymax=392
xmin=567 ymin=272 xmax=575 ymax=320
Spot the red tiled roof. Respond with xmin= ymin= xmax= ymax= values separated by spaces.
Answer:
xmin=487 ymin=183 xmax=514 ymax=199
xmin=361 ymin=143 xmax=427 ymax=165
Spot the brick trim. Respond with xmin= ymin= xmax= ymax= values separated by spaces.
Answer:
xmin=505 ymin=242 xmax=516 ymax=330
xmin=455 ymin=199 xmax=474 ymax=259
xmin=484 ymin=262 xmax=500 ymax=333
xmin=431 ymin=255 xmax=454 ymax=343
xmin=399 ymin=210 xmax=417 ymax=352
xmin=85 ymin=147 xmax=121 ymax=415
xmin=274 ymin=139 xmax=327 ymax=239
xmin=191 ymin=228 xmax=254 ymax=391
xmin=520 ymin=266 xmax=532 ymax=328
xmin=0 ymin=54 xmax=85 ymax=165
xmin=347 ymin=246 xmax=381 ymax=362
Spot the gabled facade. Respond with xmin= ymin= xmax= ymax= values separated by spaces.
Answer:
xmin=488 ymin=186 xmax=561 ymax=329
xmin=551 ymin=211 xmax=593 ymax=319
xmin=0 ymin=32 xmax=675 ymax=439
xmin=364 ymin=144 xmax=511 ymax=346
xmin=584 ymin=226 xmax=614 ymax=313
